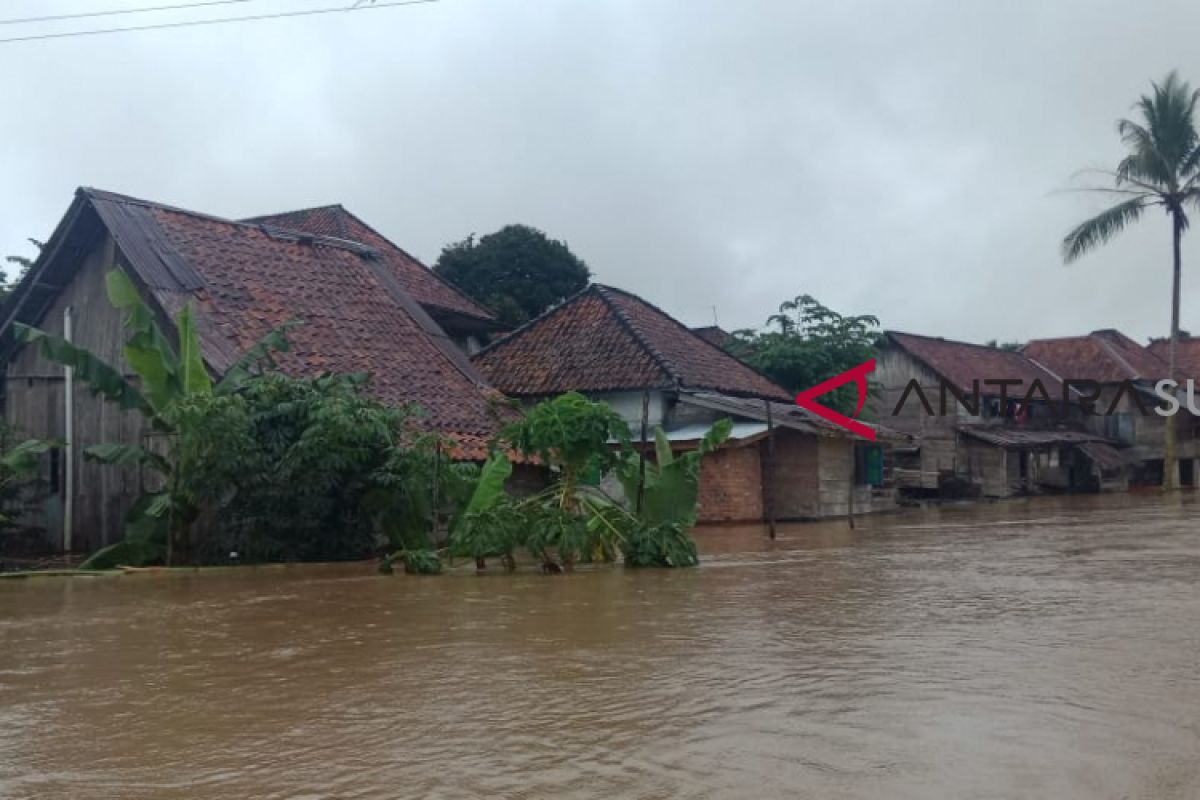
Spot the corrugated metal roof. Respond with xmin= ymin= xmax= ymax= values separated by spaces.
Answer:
xmin=956 ymin=426 xmax=1112 ymax=448
xmin=679 ymin=390 xmax=911 ymax=441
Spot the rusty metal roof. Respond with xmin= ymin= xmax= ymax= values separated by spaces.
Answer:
xmin=956 ymin=426 xmax=1113 ymax=448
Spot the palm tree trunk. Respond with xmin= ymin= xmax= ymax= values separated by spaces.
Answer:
xmin=1164 ymin=211 xmax=1183 ymax=491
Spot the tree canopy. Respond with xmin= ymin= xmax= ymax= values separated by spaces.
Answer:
xmin=433 ymin=224 xmax=591 ymax=327
xmin=727 ymin=294 xmax=880 ymax=415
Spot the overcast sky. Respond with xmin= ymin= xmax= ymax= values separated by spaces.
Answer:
xmin=3 ymin=0 xmax=1200 ymax=344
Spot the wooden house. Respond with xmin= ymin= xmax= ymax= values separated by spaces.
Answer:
xmin=0 ymin=188 xmax=513 ymax=554
xmin=1026 ymin=329 xmax=1200 ymax=487
xmin=876 ymin=331 xmax=1125 ymax=497
xmin=472 ymin=284 xmax=899 ymax=523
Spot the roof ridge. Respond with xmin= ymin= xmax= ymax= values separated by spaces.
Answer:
xmin=596 ymin=284 xmax=790 ymax=398
xmin=245 ymin=202 xmax=494 ymax=322
xmin=593 ymin=285 xmax=684 ymax=388
xmin=887 ymin=329 xmax=1066 ymax=387
xmin=81 ymin=188 xmax=380 ymax=257
xmin=470 ymin=283 xmax=597 ymax=358
xmin=242 ymin=203 xmax=346 ymax=222
xmin=887 ymin=328 xmax=1020 ymax=353
xmin=1093 ymin=335 xmax=1143 ymax=378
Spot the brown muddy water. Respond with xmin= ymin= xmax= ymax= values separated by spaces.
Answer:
xmin=0 ymin=494 xmax=1198 ymax=800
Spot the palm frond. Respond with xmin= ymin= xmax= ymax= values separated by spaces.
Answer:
xmin=1116 ymin=119 xmax=1172 ymax=187
xmin=1062 ymin=197 xmax=1149 ymax=263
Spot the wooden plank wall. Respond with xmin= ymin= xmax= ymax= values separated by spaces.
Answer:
xmin=4 ymin=234 xmax=147 ymax=553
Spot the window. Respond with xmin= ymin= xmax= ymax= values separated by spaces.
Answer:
xmin=1104 ymin=412 xmax=1134 ymax=444
xmin=855 ymin=444 xmax=884 ymax=487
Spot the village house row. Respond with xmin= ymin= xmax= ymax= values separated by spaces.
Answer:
xmin=2 ymin=188 xmax=1197 ymax=554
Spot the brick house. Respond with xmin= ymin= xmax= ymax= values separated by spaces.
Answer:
xmin=472 ymin=284 xmax=899 ymax=523
xmin=1025 ymin=329 xmax=1200 ymax=487
xmin=877 ymin=331 xmax=1125 ymax=497
xmin=0 ymin=188 xmax=514 ymax=553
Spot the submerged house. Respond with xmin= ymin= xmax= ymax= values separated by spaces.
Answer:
xmin=0 ymin=188 xmax=512 ymax=553
xmin=877 ymin=331 xmax=1124 ymax=497
xmin=472 ymin=284 xmax=899 ymax=523
xmin=1026 ymin=329 xmax=1200 ymax=487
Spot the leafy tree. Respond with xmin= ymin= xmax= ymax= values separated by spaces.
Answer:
xmin=1062 ymin=70 xmax=1200 ymax=490
xmin=198 ymin=372 xmax=439 ymax=564
xmin=727 ymin=294 xmax=880 ymax=414
xmin=985 ymin=339 xmax=1023 ymax=351
xmin=497 ymin=392 xmax=629 ymax=570
xmin=433 ymin=224 xmax=591 ymax=326
xmin=2 ymin=238 xmax=43 ymax=302
xmin=443 ymin=395 xmax=726 ymax=573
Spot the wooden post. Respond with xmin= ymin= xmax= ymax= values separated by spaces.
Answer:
xmin=431 ymin=440 xmax=442 ymax=546
xmin=764 ymin=399 xmax=776 ymax=540
xmin=847 ymin=442 xmax=856 ymax=530
xmin=636 ymin=391 xmax=649 ymax=514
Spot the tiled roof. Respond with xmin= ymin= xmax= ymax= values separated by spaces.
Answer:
xmin=80 ymin=189 xmax=510 ymax=458
xmin=885 ymin=331 xmax=1069 ymax=396
xmin=472 ymin=284 xmax=791 ymax=401
xmin=1148 ymin=336 xmax=1200 ymax=378
xmin=1024 ymin=329 xmax=1169 ymax=383
xmin=243 ymin=205 xmax=497 ymax=324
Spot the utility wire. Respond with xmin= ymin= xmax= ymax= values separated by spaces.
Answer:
xmin=0 ymin=0 xmax=438 ymax=45
xmin=0 ymin=0 xmax=255 ymax=27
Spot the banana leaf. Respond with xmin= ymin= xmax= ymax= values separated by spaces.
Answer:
xmin=13 ymin=324 xmax=151 ymax=415
xmin=462 ymin=451 xmax=512 ymax=517
xmin=216 ymin=321 xmax=298 ymax=395
xmin=0 ymin=439 xmax=56 ymax=476
xmin=176 ymin=304 xmax=212 ymax=397
xmin=106 ymin=269 xmax=180 ymax=414
xmin=84 ymin=443 xmax=170 ymax=475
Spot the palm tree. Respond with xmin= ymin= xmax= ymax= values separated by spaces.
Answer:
xmin=1063 ymin=71 xmax=1200 ymax=490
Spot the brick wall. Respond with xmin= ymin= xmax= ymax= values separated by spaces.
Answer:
xmin=764 ymin=428 xmax=821 ymax=519
xmin=697 ymin=443 xmax=764 ymax=522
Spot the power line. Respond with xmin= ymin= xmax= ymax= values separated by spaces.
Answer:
xmin=0 ymin=0 xmax=255 ymax=27
xmin=0 ymin=0 xmax=439 ymax=45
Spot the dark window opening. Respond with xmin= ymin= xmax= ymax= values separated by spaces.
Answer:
xmin=48 ymin=447 xmax=61 ymax=494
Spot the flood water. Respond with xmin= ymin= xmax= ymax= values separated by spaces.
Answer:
xmin=0 ymin=494 xmax=1198 ymax=799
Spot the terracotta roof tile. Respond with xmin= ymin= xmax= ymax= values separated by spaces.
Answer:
xmin=83 ymin=189 xmax=510 ymax=459
xmin=1148 ymin=336 xmax=1200 ymax=379
xmin=244 ymin=205 xmax=497 ymax=324
xmin=1024 ymin=329 xmax=1169 ymax=383
xmin=473 ymin=284 xmax=791 ymax=401
xmin=886 ymin=331 xmax=1068 ymax=396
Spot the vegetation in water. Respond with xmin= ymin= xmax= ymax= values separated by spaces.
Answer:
xmin=18 ymin=268 xmax=447 ymax=568
xmin=433 ymin=393 xmax=727 ymax=573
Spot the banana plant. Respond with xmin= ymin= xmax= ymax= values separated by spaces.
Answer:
xmin=616 ymin=417 xmax=732 ymax=528
xmin=14 ymin=268 xmax=295 ymax=568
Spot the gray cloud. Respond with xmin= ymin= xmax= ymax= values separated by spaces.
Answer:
xmin=4 ymin=0 xmax=1200 ymax=344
